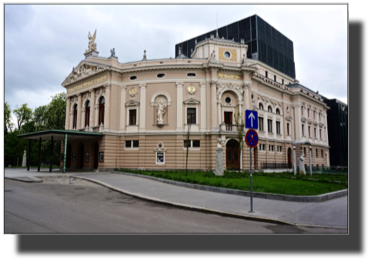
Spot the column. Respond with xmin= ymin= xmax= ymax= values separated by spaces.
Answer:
xmin=243 ymin=82 xmax=250 ymax=112
xmin=293 ymin=146 xmax=297 ymax=175
xmin=217 ymin=100 xmax=221 ymax=125
xmin=139 ymin=83 xmax=147 ymax=132
xmin=211 ymin=80 xmax=218 ymax=131
xmin=69 ymin=111 xmax=73 ymax=130
xmin=176 ymin=82 xmax=184 ymax=131
xmin=263 ymin=112 xmax=268 ymax=138
xmin=95 ymin=103 xmax=99 ymax=126
xmin=200 ymin=82 xmax=206 ymax=132
xmin=65 ymin=99 xmax=70 ymax=130
xmin=294 ymin=104 xmax=301 ymax=140
xmin=326 ymin=151 xmax=330 ymax=167
xmin=104 ymin=82 xmax=111 ymax=131
xmin=324 ymin=114 xmax=329 ymax=146
xmin=77 ymin=94 xmax=82 ymax=129
xmin=81 ymin=108 xmax=85 ymax=129
xmin=120 ymin=85 xmax=126 ymax=131
xmin=89 ymin=89 xmax=95 ymax=130
xmin=309 ymin=146 xmax=312 ymax=175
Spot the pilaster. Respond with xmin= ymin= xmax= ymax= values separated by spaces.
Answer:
xmin=139 ymin=83 xmax=147 ymax=132
xmin=176 ymin=82 xmax=184 ymax=131
xmin=103 ymin=82 xmax=111 ymax=131
xmin=120 ymin=85 xmax=126 ymax=131
xmin=200 ymin=82 xmax=206 ymax=132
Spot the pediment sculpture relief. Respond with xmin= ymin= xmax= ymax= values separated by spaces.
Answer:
xmin=64 ymin=64 xmax=106 ymax=85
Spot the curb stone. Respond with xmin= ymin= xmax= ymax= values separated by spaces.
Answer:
xmin=72 ymin=175 xmax=293 ymax=226
xmin=112 ymin=171 xmax=348 ymax=202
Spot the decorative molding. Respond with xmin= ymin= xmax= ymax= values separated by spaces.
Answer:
xmin=183 ymin=98 xmax=200 ymax=105
xmin=125 ymin=100 xmax=140 ymax=106
xmin=139 ymin=83 xmax=147 ymax=88
xmin=64 ymin=63 xmax=106 ymax=86
xmin=285 ymin=116 xmax=293 ymax=121
xmin=217 ymin=73 xmax=241 ymax=80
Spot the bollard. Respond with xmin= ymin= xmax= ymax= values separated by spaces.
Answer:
xmin=69 ymin=176 xmax=74 ymax=184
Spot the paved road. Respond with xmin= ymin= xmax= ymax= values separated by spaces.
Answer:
xmin=5 ymin=178 xmax=346 ymax=234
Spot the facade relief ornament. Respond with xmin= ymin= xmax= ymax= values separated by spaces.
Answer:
xmin=64 ymin=63 xmax=106 ymax=85
xmin=242 ymin=82 xmax=251 ymax=89
xmin=285 ymin=115 xmax=293 ymax=121
xmin=301 ymin=117 xmax=307 ymax=123
xmin=210 ymin=80 xmax=218 ymax=86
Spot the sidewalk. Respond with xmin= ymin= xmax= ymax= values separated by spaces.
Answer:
xmin=4 ymin=169 xmax=348 ymax=228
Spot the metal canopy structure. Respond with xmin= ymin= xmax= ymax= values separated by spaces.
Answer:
xmin=17 ymin=129 xmax=102 ymax=173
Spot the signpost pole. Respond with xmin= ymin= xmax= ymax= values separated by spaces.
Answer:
xmin=63 ymin=134 xmax=67 ymax=174
xmin=250 ymin=147 xmax=253 ymax=213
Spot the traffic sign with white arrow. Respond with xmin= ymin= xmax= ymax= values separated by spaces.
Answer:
xmin=245 ymin=110 xmax=258 ymax=129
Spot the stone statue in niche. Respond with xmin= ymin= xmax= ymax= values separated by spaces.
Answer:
xmin=157 ymin=100 xmax=166 ymax=125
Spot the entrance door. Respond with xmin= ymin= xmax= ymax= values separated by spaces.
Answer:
xmin=94 ymin=142 xmax=99 ymax=169
xmin=67 ymin=144 xmax=72 ymax=168
xmin=226 ymin=139 xmax=240 ymax=170
xmin=287 ymin=148 xmax=292 ymax=168
xmin=224 ymin=112 xmax=233 ymax=131
xmin=77 ymin=143 xmax=84 ymax=169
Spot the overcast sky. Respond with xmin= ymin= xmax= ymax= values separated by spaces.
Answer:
xmin=4 ymin=4 xmax=347 ymax=117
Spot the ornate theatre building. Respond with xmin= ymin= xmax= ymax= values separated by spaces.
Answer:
xmin=60 ymin=28 xmax=330 ymax=171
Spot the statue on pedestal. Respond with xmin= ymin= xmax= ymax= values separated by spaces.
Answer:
xmin=22 ymin=150 xmax=27 ymax=167
xmin=298 ymin=150 xmax=306 ymax=175
xmin=85 ymin=30 xmax=97 ymax=54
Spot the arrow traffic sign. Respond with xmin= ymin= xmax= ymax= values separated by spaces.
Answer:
xmin=245 ymin=110 xmax=258 ymax=129
xmin=245 ymin=129 xmax=259 ymax=148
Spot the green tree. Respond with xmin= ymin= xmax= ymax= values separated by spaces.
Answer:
xmin=44 ymin=92 xmax=66 ymax=130
xmin=4 ymin=102 xmax=13 ymax=134
xmin=33 ymin=105 xmax=48 ymax=131
xmin=13 ymin=103 xmax=33 ymax=131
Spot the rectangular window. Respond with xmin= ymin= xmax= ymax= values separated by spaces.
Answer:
xmin=287 ymin=123 xmax=290 ymax=135
xmin=187 ymin=108 xmax=196 ymax=124
xmin=316 ymin=149 xmax=318 ymax=158
xmin=125 ymin=140 xmax=139 ymax=148
xmin=320 ymin=129 xmax=322 ymax=139
xmin=302 ymin=125 xmax=305 ymax=136
xmin=308 ymin=126 xmax=311 ymax=137
xmin=129 ymin=109 xmax=136 ymax=125
xmin=183 ymin=140 xmax=191 ymax=147
xmin=260 ymin=144 xmax=266 ymax=151
xmin=277 ymin=146 xmax=282 ymax=152
xmin=259 ymin=117 xmax=264 ymax=131
xmin=193 ymin=140 xmax=200 ymax=148
xmin=301 ymin=106 xmax=304 ymax=116
xmin=308 ymin=109 xmax=310 ymax=118
xmin=265 ymin=71 xmax=268 ymax=78
xmin=321 ymin=150 xmax=324 ymax=157
xmin=276 ymin=121 xmax=281 ymax=134
xmin=282 ymin=79 xmax=284 ymax=85
xmin=313 ymin=111 xmax=316 ymax=120
xmin=269 ymin=145 xmax=274 ymax=152
xmin=268 ymin=119 xmax=272 ymax=133
xmin=314 ymin=128 xmax=317 ymax=138
xmin=274 ymin=75 xmax=277 ymax=82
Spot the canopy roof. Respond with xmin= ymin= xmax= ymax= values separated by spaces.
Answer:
xmin=17 ymin=129 xmax=102 ymax=141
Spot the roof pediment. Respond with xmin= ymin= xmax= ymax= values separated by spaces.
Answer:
xmin=62 ymin=62 xmax=107 ymax=87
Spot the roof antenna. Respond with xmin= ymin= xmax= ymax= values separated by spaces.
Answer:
xmin=216 ymin=14 xmax=219 ymax=38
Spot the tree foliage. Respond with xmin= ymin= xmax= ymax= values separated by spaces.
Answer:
xmin=13 ymin=103 xmax=33 ymax=131
xmin=4 ymin=92 xmax=66 ymax=167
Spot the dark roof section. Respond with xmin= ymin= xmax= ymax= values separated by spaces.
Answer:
xmin=17 ymin=129 xmax=102 ymax=141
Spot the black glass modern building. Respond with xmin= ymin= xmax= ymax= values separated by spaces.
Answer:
xmin=321 ymin=97 xmax=348 ymax=168
xmin=175 ymin=14 xmax=296 ymax=79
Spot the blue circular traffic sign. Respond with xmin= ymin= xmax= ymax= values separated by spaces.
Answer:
xmin=245 ymin=129 xmax=259 ymax=148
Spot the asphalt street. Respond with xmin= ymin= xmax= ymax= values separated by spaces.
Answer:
xmin=5 ymin=177 xmax=346 ymax=234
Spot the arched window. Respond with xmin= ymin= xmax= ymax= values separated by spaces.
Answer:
xmin=259 ymin=103 xmax=264 ymax=110
xmin=98 ymin=97 xmax=105 ymax=125
xmin=268 ymin=106 xmax=272 ymax=113
xmin=85 ymin=101 xmax=90 ymax=127
xmin=276 ymin=108 xmax=280 ymax=115
xmin=73 ymin=104 xmax=78 ymax=129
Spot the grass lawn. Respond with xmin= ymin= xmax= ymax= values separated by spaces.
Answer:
xmin=115 ymin=169 xmax=348 ymax=196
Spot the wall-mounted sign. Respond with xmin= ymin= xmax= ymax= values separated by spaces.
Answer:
xmin=99 ymin=152 xmax=104 ymax=162
xmin=157 ymin=152 xmax=164 ymax=163
xmin=85 ymin=152 xmax=89 ymax=162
